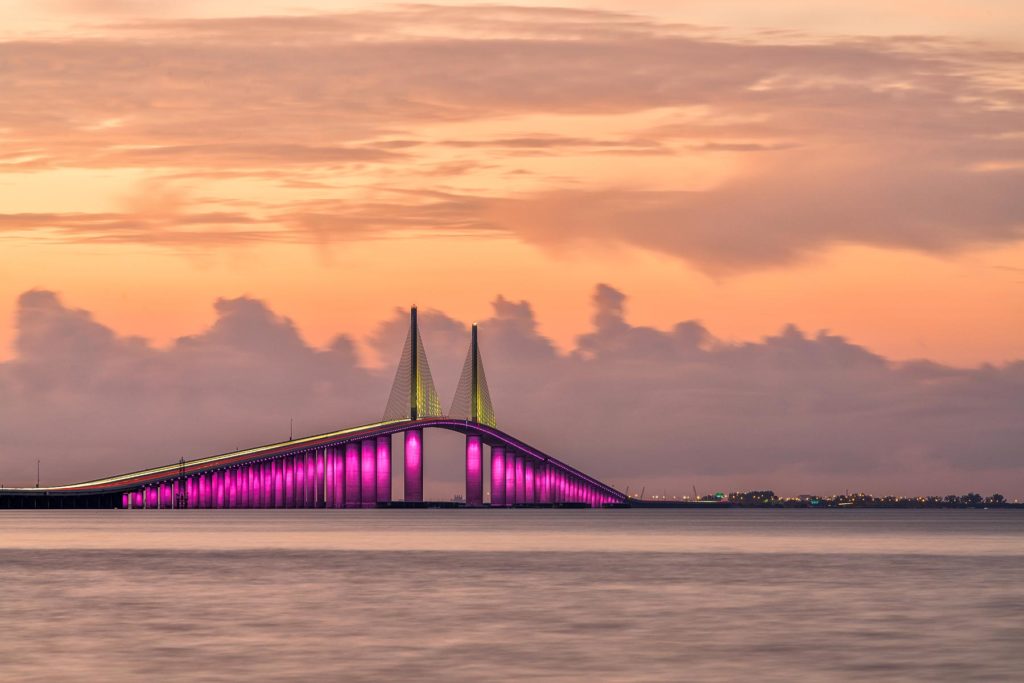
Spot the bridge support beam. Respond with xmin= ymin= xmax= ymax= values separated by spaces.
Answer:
xmin=361 ymin=439 xmax=376 ymax=508
xmin=332 ymin=447 xmax=345 ymax=508
xmin=465 ymin=435 xmax=483 ymax=506
xmin=505 ymin=451 xmax=516 ymax=506
xmin=345 ymin=443 xmax=361 ymax=508
xmin=490 ymin=446 xmax=505 ymax=506
xmin=515 ymin=454 xmax=525 ymax=505
xmin=376 ymin=436 xmax=391 ymax=503
xmin=404 ymin=429 xmax=423 ymax=503
xmin=524 ymin=460 xmax=535 ymax=504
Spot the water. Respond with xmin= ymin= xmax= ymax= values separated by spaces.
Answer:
xmin=0 ymin=509 xmax=1021 ymax=682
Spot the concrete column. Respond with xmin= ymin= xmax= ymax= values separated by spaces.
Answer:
xmin=295 ymin=455 xmax=303 ymax=507
xmin=490 ymin=446 xmax=506 ymax=506
xmin=283 ymin=457 xmax=293 ymax=508
xmin=256 ymin=463 xmax=264 ymax=508
xmin=247 ymin=465 xmax=254 ymax=508
xmin=465 ymin=435 xmax=483 ymax=507
xmin=361 ymin=439 xmax=376 ymax=508
xmin=266 ymin=461 xmax=274 ymax=508
xmin=515 ymin=455 xmax=525 ymax=505
xmin=335 ymin=447 xmax=344 ymax=507
xmin=504 ymin=451 xmax=516 ymax=506
xmin=306 ymin=452 xmax=315 ymax=508
xmin=376 ymin=435 xmax=392 ymax=504
xmin=316 ymin=449 xmax=326 ymax=508
xmin=538 ymin=463 xmax=549 ymax=504
xmin=404 ymin=429 xmax=423 ymax=503
xmin=345 ymin=442 xmax=361 ymax=508
xmin=325 ymin=449 xmax=334 ymax=508
xmin=524 ymin=460 xmax=535 ymax=504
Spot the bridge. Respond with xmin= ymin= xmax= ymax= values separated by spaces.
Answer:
xmin=0 ymin=307 xmax=626 ymax=509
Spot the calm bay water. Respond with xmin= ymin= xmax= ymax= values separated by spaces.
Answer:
xmin=0 ymin=509 xmax=1021 ymax=682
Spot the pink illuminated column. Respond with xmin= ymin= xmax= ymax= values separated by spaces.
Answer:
xmin=306 ymin=452 xmax=316 ymax=507
xmin=515 ymin=455 xmax=525 ymax=505
xmin=246 ymin=465 xmax=254 ymax=508
xmin=345 ymin=442 xmax=361 ymax=508
xmin=284 ymin=457 xmax=294 ymax=508
xmin=267 ymin=462 xmax=274 ymax=507
xmin=538 ymin=463 xmax=550 ymax=504
xmin=257 ymin=462 xmax=266 ymax=508
xmin=325 ymin=448 xmax=335 ymax=507
xmin=360 ymin=439 xmax=376 ymax=508
xmin=505 ymin=451 xmax=516 ymax=506
xmin=465 ymin=435 xmax=483 ymax=507
xmin=300 ymin=454 xmax=309 ymax=507
xmin=524 ymin=460 xmax=535 ymax=504
xmin=333 ymin=448 xmax=345 ymax=508
xmin=490 ymin=446 xmax=506 ymax=506
xmin=295 ymin=454 xmax=306 ymax=508
xmin=376 ymin=435 xmax=392 ymax=504
xmin=404 ymin=429 xmax=423 ymax=503
xmin=316 ymin=449 xmax=326 ymax=508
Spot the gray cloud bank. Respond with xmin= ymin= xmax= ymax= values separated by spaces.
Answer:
xmin=1 ymin=286 xmax=1021 ymax=496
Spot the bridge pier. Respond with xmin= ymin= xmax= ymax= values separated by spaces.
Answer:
xmin=376 ymin=436 xmax=391 ymax=504
xmin=345 ymin=443 xmax=361 ymax=508
xmin=490 ymin=446 xmax=505 ymax=506
xmin=515 ymin=455 xmax=525 ymax=505
xmin=361 ymin=439 xmax=376 ymax=508
xmin=505 ymin=451 xmax=516 ymax=505
xmin=404 ymin=428 xmax=423 ymax=503
xmin=524 ymin=460 xmax=535 ymax=504
xmin=325 ymin=448 xmax=335 ymax=507
xmin=465 ymin=435 xmax=483 ymax=506
xmin=332 ymin=447 xmax=344 ymax=508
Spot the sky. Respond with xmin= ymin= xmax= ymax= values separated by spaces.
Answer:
xmin=0 ymin=1 xmax=1021 ymax=496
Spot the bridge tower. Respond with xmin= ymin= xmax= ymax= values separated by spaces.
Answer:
xmin=450 ymin=323 xmax=496 ymax=506
xmin=383 ymin=306 xmax=442 ymax=502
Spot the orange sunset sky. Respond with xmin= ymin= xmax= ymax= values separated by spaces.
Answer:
xmin=0 ymin=1 xmax=1022 ymax=495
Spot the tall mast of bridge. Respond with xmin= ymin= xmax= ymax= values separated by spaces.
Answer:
xmin=410 ymin=305 xmax=418 ymax=420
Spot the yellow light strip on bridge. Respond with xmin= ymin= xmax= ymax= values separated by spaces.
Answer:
xmin=20 ymin=419 xmax=410 ymax=492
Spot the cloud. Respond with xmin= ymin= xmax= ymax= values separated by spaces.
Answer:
xmin=0 ymin=6 xmax=1022 ymax=268
xmin=1 ymin=286 xmax=1021 ymax=496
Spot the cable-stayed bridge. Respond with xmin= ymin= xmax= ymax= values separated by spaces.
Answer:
xmin=0 ymin=307 xmax=625 ymax=509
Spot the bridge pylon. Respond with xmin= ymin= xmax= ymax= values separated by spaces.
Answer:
xmin=383 ymin=306 xmax=441 ymax=502
xmin=449 ymin=323 xmax=497 ymax=506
